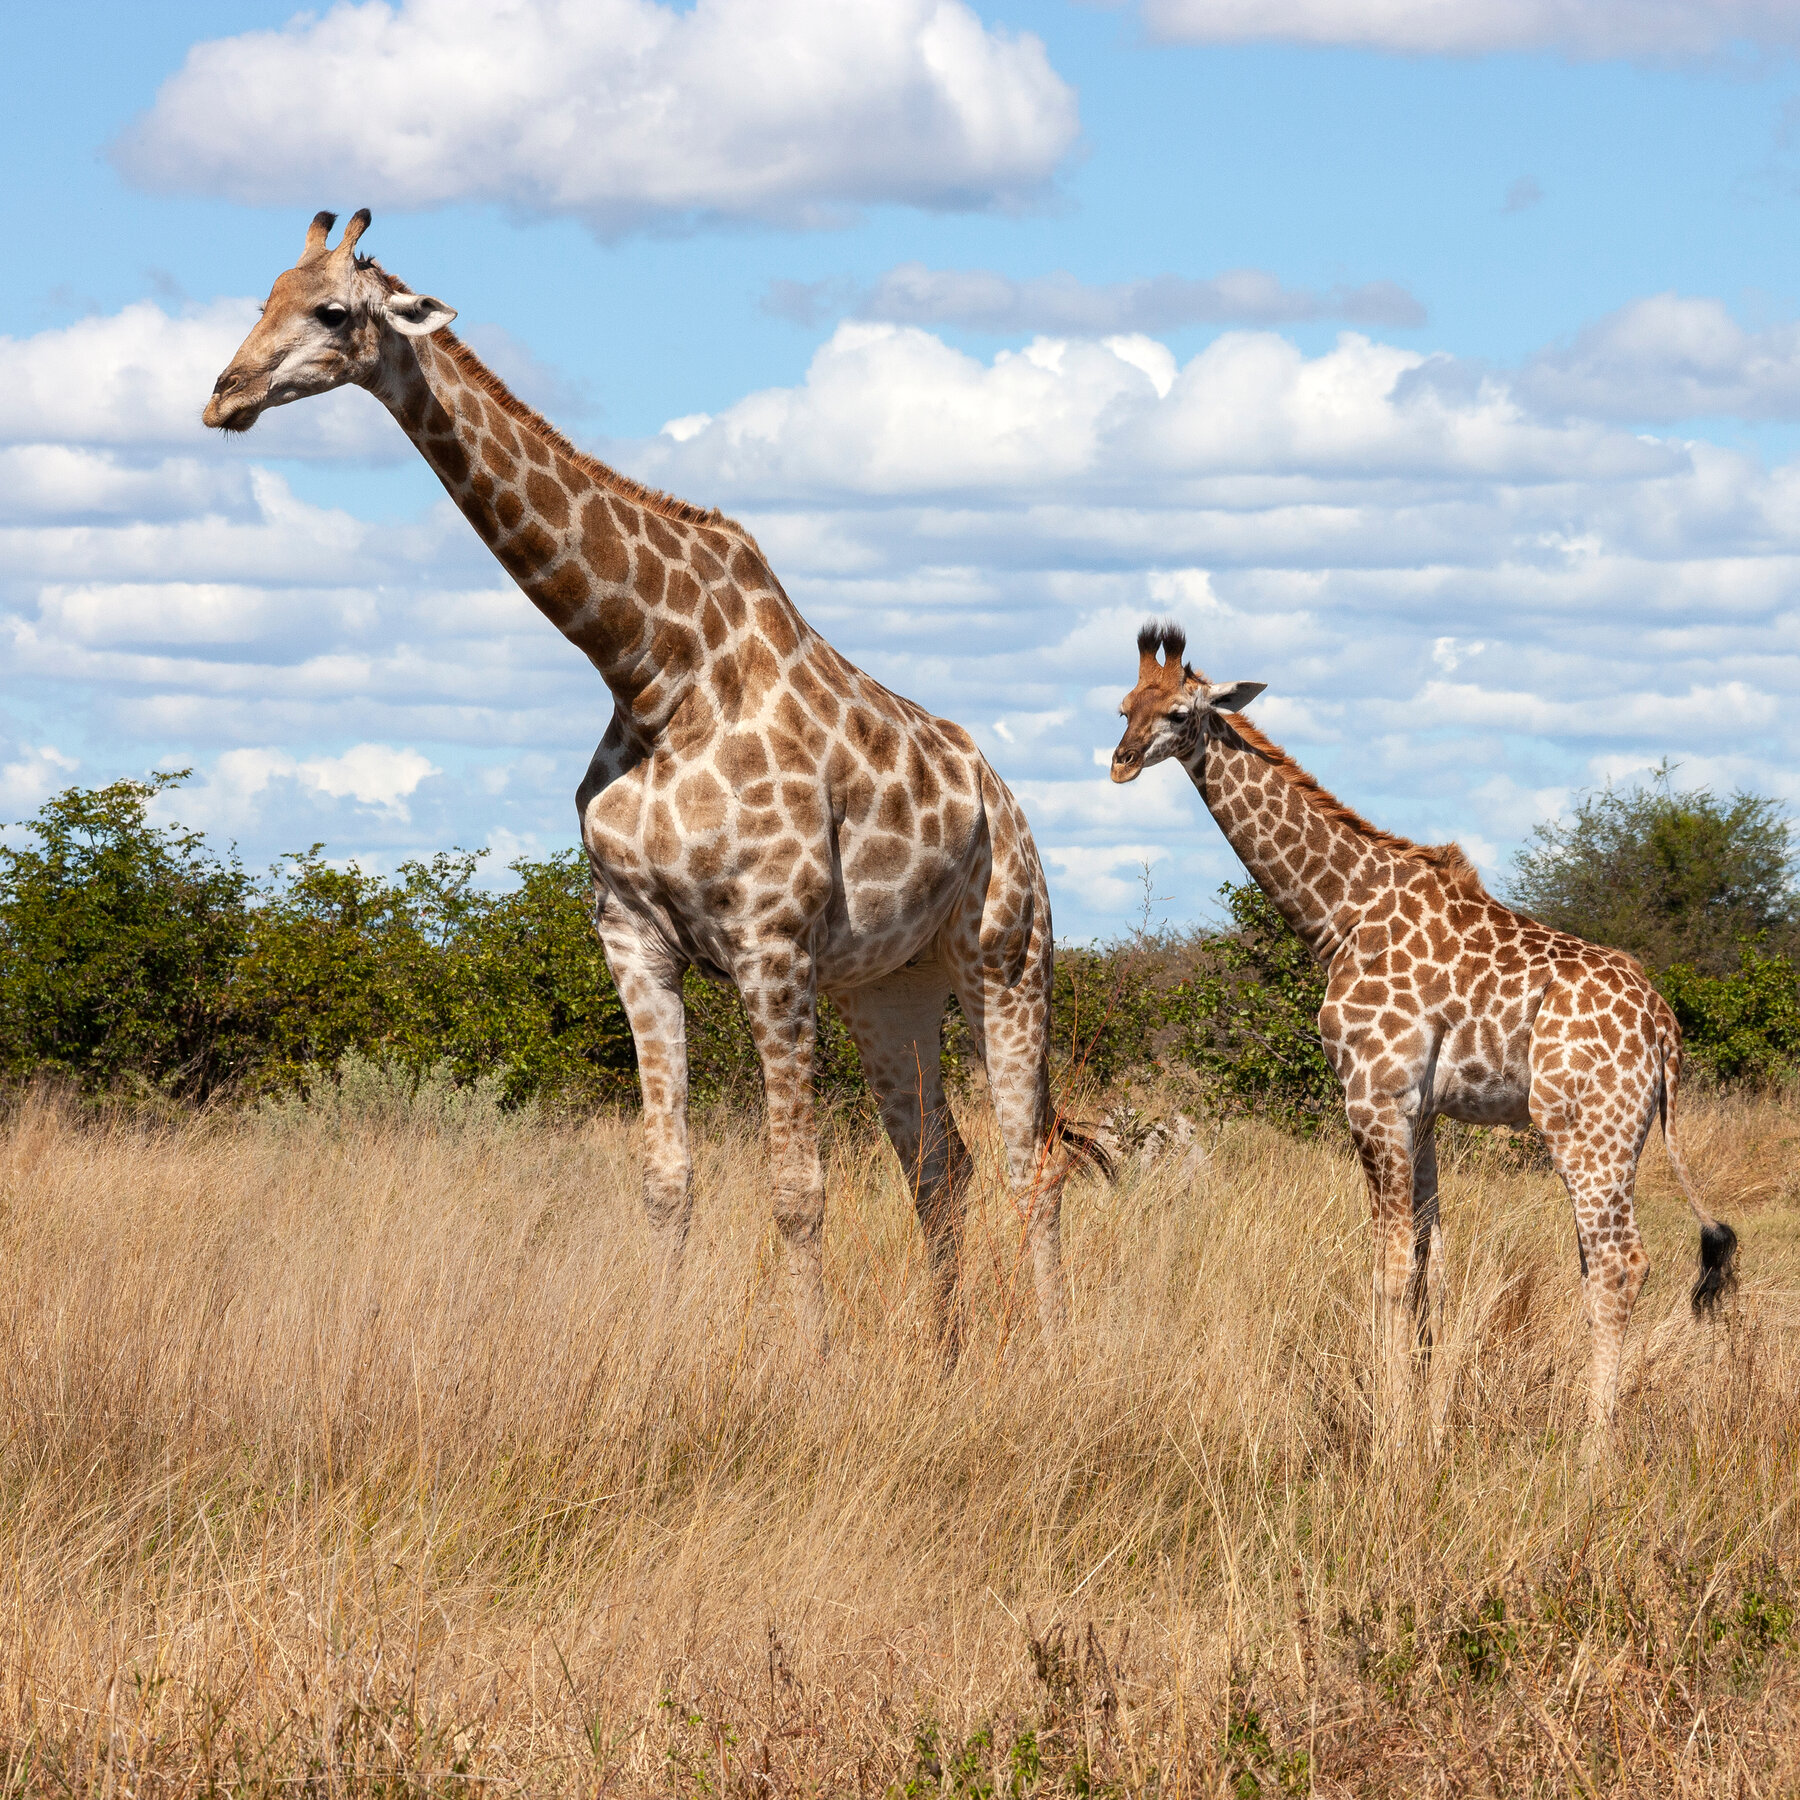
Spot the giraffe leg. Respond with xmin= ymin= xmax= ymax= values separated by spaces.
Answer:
xmin=950 ymin=945 xmax=1070 ymax=1348
xmin=594 ymin=899 xmax=692 ymax=1282
xmin=831 ymin=961 xmax=971 ymax=1366
xmin=1346 ymin=1094 xmax=1423 ymax=1426
xmin=738 ymin=942 xmax=829 ymax=1360
xmin=1536 ymin=1119 xmax=1653 ymax=1439
xmin=1411 ymin=1115 xmax=1452 ymax=1445
xmin=1409 ymin=1113 xmax=1445 ymax=1362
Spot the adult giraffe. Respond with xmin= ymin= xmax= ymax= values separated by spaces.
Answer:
xmin=1110 ymin=623 xmax=1736 ymax=1436
xmin=204 ymin=209 xmax=1100 ymax=1359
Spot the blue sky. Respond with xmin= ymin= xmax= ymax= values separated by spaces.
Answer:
xmin=6 ymin=0 xmax=1800 ymax=938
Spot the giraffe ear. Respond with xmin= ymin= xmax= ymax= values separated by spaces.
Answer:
xmin=383 ymin=293 xmax=458 ymax=338
xmin=1207 ymin=680 xmax=1265 ymax=713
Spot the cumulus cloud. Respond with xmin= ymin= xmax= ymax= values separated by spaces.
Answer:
xmin=0 ymin=300 xmax=399 ymax=460
xmin=0 ymin=448 xmax=251 ymax=525
xmin=0 ymin=743 xmax=79 ymax=817
xmin=645 ymin=320 xmax=1675 ymax=500
xmin=162 ymin=743 xmax=441 ymax=833
xmin=115 ymin=0 xmax=1079 ymax=234
xmin=1039 ymin=845 xmax=1169 ymax=917
xmin=765 ymin=263 xmax=1426 ymax=333
xmin=1137 ymin=0 xmax=1800 ymax=60
xmin=1516 ymin=293 xmax=1800 ymax=422
xmin=10 ymin=277 xmax=1800 ymax=934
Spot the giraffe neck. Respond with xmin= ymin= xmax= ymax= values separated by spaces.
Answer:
xmin=368 ymin=330 xmax=725 ymax=731
xmin=1184 ymin=726 xmax=1392 ymax=964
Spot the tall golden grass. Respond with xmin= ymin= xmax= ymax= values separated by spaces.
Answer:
xmin=0 ymin=1069 xmax=1796 ymax=1796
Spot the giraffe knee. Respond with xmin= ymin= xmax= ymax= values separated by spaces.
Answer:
xmin=1584 ymin=1234 xmax=1648 ymax=1323
xmin=773 ymin=1177 xmax=825 ymax=1247
xmin=1373 ymin=1230 xmax=1413 ymax=1306
xmin=643 ymin=1169 xmax=691 ymax=1233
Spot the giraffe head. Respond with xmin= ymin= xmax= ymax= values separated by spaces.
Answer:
xmin=1109 ymin=622 xmax=1265 ymax=783
xmin=202 ymin=209 xmax=458 ymax=432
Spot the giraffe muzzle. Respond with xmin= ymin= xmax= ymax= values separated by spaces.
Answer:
xmin=203 ymin=371 xmax=265 ymax=432
xmin=1110 ymin=748 xmax=1142 ymax=783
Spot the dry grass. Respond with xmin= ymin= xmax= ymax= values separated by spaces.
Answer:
xmin=1 ymin=1073 xmax=1797 ymax=1797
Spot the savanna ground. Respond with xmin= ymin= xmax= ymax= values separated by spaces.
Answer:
xmin=1 ymin=1070 xmax=1797 ymax=1797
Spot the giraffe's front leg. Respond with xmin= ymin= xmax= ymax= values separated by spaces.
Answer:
xmin=1344 ymin=1082 xmax=1426 ymax=1432
xmin=594 ymin=900 xmax=693 ymax=1282
xmin=738 ymin=941 xmax=829 ymax=1360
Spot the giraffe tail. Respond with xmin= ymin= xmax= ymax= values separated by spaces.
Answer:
xmin=1659 ymin=1033 xmax=1738 ymax=1317
xmin=1053 ymin=1115 xmax=1116 ymax=1182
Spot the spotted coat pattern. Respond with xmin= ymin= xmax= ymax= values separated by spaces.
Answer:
xmin=203 ymin=211 xmax=1088 ymax=1359
xmin=1111 ymin=626 xmax=1736 ymax=1433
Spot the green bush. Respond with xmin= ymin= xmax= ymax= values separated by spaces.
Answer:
xmin=0 ymin=773 xmax=253 ymax=1098
xmin=0 ymin=775 xmax=860 ymax=1113
xmin=1511 ymin=766 xmax=1797 ymax=974
xmin=1658 ymin=944 xmax=1800 ymax=1087
xmin=17 ymin=772 xmax=1790 ymax=1124
xmin=1156 ymin=883 xmax=1338 ymax=1133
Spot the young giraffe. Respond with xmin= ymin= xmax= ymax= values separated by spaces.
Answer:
xmin=204 ymin=210 xmax=1101 ymax=1359
xmin=1110 ymin=623 xmax=1737 ymax=1435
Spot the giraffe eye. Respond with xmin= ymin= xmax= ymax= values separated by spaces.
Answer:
xmin=315 ymin=302 xmax=350 ymax=329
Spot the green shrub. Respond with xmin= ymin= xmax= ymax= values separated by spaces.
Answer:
xmin=1658 ymin=944 xmax=1800 ymax=1087
xmin=0 ymin=774 xmax=253 ymax=1099
xmin=18 ymin=771 xmax=1791 ymax=1124
xmin=1511 ymin=767 xmax=1797 ymax=974
xmin=1157 ymin=883 xmax=1339 ymax=1133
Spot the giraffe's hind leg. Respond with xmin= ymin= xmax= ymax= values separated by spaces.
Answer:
xmin=831 ymin=960 xmax=972 ymax=1365
xmin=1410 ymin=1113 xmax=1446 ymax=1360
xmin=1533 ymin=1090 xmax=1655 ymax=1437
xmin=946 ymin=934 xmax=1071 ymax=1348
xmin=1411 ymin=1114 xmax=1453 ymax=1444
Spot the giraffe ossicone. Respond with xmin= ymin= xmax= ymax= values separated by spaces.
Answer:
xmin=205 ymin=208 xmax=1107 ymax=1362
xmin=1111 ymin=620 xmax=1737 ymax=1438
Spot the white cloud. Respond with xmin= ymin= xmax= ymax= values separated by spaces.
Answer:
xmin=0 ymin=448 xmax=251 ymax=524
xmin=1516 ymin=293 xmax=1800 ymax=422
xmin=648 ymin=321 xmax=1686 ymax=505
xmin=34 ymin=583 xmax=376 ymax=646
xmin=1016 ymin=766 xmax=1199 ymax=831
xmin=767 ymin=262 xmax=1427 ymax=332
xmin=1040 ymin=844 xmax=1169 ymax=918
xmin=0 ymin=301 xmax=396 ymax=458
xmin=0 ymin=743 xmax=79 ymax=817
xmin=115 ymin=0 xmax=1079 ymax=233
xmin=1138 ymin=0 xmax=1800 ymax=60
xmin=164 ymin=743 xmax=441 ymax=832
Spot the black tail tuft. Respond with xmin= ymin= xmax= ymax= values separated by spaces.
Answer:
xmin=1691 ymin=1218 xmax=1739 ymax=1316
xmin=1056 ymin=1117 xmax=1116 ymax=1183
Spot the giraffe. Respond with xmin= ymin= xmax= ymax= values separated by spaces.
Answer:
xmin=203 ymin=209 xmax=1102 ymax=1360
xmin=1110 ymin=622 xmax=1737 ymax=1437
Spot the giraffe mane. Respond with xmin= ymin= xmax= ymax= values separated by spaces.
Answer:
xmin=1226 ymin=714 xmax=1489 ymax=891
xmin=366 ymin=262 xmax=762 ymax=555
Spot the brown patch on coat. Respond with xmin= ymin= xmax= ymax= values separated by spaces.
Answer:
xmin=524 ymin=469 xmax=569 ymax=530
